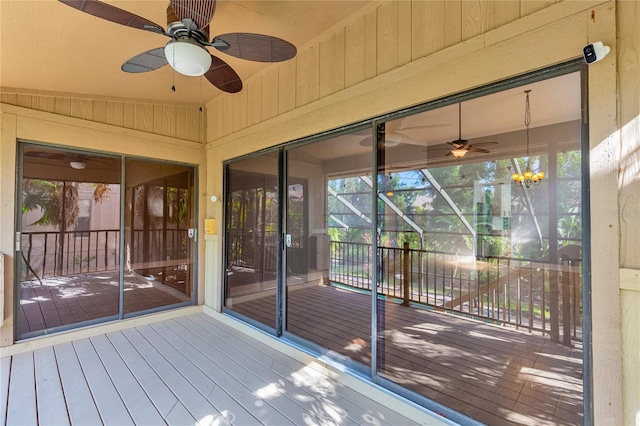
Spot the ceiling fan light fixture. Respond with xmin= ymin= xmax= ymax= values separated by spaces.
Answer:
xmin=164 ymin=39 xmax=212 ymax=76
xmin=451 ymin=148 xmax=467 ymax=158
xmin=70 ymin=161 xmax=87 ymax=170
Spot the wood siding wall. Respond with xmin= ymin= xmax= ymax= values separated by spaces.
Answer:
xmin=617 ymin=1 xmax=640 ymax=424
xmin=207 ymin=0 xmax=560 ymax=142
xmin=0 ymin=92 xmax=205 ymax=143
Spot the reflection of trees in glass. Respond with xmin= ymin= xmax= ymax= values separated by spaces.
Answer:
xmin=556 ymin=151 xmax=582 ymax=244
xmin=167 ymin=187 xmax=190 ymax=224
xmin=23 ymin=179 xmax=110 ymax=228
xmin=328 ymin=176 xmax=372 ymax=243
xmin=328 ymin=149 xmax=581 ymax=260
xmin=134 ymin=185 xmax=190 ymax=227
xmin=227 ymin=183 xmax=279 ymax=269
xmin=288 ymin=182 xmax=306 ymax=246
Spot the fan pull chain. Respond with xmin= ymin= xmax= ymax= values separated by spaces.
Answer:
xmin=171 ymin=45 xmax=176 ymax=92
xmin=199 ymin=76 xmax=203 ymax=112
xmin=524 ymin=90 xmax=531 ymax=158
xmin=200 ymin=76 xmax=204 ymax=142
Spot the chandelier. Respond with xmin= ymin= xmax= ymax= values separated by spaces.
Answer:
xmin=512 ymin=90 xmax=544 ymax=188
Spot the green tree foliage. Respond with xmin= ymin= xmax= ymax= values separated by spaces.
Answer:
xmin=23 ymin=180 xmax=112 ymax=229
xmin=328 ymin=150 xmax=582 ymax=261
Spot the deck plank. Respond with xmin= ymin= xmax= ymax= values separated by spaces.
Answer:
xmin=135 ymin=324 xmax=216 ymax=399
xmin=0 ymin=356 xmax=10 ymax=426
xmin=161 ymin=319 xmax=298 ymax=425
xmin=90 ymin=334 xmax=166 ymax=425
xmin=196 ymin=313 xmax=416 ymax=426
xmin=188 ymin=314 xmax=413 ymax=426
xmin=175 ymin=316 xmax=336 ymax=425
xmin=106 ymin=331 xmax=179 ymax=418
xmin=34 ymin=347 xmax=70 ymax=426
xmin=6 ymin=352 xmax=37 ymax=426
xmin=121 ymin=327 xmax=229 ymax=424
xmin=144 ymin=321 xmax=263 ymax=426
xmin=54 ymin=342 xmax=103 ymax=425
xmin=154 ymin=321 xmax=293 ymax=425
xmin=72 ymin=338 xmax=134 ymax=425
xmin=165 ymin=399 xmax=198 ymax=425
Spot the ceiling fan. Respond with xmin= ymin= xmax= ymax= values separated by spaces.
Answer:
xmin=24 ymin=151 xmax=111 ymax=169
xmin=445 ymin=103 xmax=497 ymax=158
xmin=358 ymin=121 xmax=420 ymax=147
xmin=58 ymin=0 xmax=297 ymax=93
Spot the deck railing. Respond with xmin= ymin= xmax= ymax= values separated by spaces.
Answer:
xmin=21 ymin=229 xmax=121 ymax=280
xmin=330 ymin=240 xmax=582 ymax=345
xmin=21 ymin=229 xmax=189 ymax=281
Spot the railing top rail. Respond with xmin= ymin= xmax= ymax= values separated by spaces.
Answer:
xmin=22 ymin=229 xmax=121 ymax=235
xmin=330 ymin=240 xmax=582 ymax=264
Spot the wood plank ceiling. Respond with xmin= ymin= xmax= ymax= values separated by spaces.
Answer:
xmin=0 ymin=1 xmax=373 ymax=105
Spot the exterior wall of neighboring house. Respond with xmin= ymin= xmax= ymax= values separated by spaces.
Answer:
xmin=203 ymin=1 xmax=639 ymax=425
xmin=0 ymin=0 xmax=638 ymax=424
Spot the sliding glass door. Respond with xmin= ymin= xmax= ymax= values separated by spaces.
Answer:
xmin=18 ymin=144 xmax=122 ymax=336
xmin=223 ymin=152 xmax=280 ymax=331
xmin=123 ymin=159 xmax=195 ymax=314
xmin=222 ymin=65 xmax=587 ymax=426
xmin=16 ymin=143 xmax=196 ymax=339
xmin=284 ymin=137 xmax=373 ymax=368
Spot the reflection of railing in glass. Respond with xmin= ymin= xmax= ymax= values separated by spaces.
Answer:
xmin=21 ymin=229 xmax=120 ymax=279
xmin=21 ymin=228 xmax=192 ymax=291
xmin=131 ymin=229 xmax=189 ymax=265
xmin=330 ymin=240 xmax=582 ymax=345
xmin=227 ymin=230 xmax=308 ymax=275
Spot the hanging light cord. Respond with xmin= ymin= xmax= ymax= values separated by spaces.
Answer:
xmin=524 ymin=89 xmax=531 ymax=158
xmin=512 ymin=89 xmax=544 ymax=188
xmin=458 ymin=103 xmax=462 ymax=140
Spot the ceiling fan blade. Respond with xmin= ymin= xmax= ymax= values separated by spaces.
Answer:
xmin=469 ymin=141 xmax=498 ymax=147
xmin=170 ymin=0 xmax=216 ymax=30
xmin=447 ymin=140 xmax=467 ymax=148
xmin=214 ymin=33 xmax=297 ymax=62
xmin=204 ymin=55 xmax=243 ymax=93
xmin=469 ymin=147 xmax=490 ymax=153
xmin=121 ymin=48 xmax=168 ymax=73
xmin=424 ymin=146 xmax=453 ymax=152
xmin=24 ymin=151 xmax=67 ymax=160
xmin=58 ymin=0 xmax=165 ymax=34
xmin=396 ymin=123 xmax=451 ymax=131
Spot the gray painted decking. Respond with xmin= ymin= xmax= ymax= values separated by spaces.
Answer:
xmin=0 ymin=313 xmax=422 ymax=426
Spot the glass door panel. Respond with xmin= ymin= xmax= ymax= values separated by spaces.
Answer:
xmin=18 ymin=144 xmax=121 ymax=337
xmin=286 ymin=131 xmax=372 ymax=367
xmin=375 ymin=73 xmax=584 ymax=425
xmin=123 ymin=159 xmax=194 ymax=314
xmin=224 ymin=152 xmax=280 ymax=330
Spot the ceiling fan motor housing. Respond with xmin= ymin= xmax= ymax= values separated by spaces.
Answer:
xmin=164 ymin=5 xmax=213 ymax=77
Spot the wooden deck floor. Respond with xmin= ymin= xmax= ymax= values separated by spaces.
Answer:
xmin=234 ymin=284 xmax=584 ymax=426
xmin=0 ymin=312 xmax=423 ymax=426
xmin=19 ymin=271 xmax=190 ymax=335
